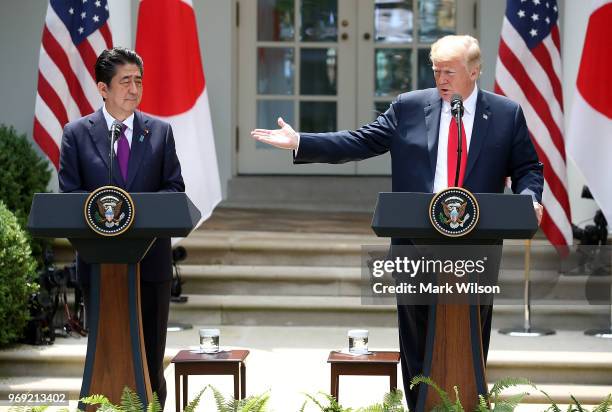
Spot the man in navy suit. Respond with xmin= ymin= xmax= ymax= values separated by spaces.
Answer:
xmin=252 ymin=35 xmax=543 ymax=409
xmin=59 ymin=47 xmax=184 ymax=407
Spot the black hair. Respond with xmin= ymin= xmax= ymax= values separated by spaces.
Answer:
xmin=94 ymin=47 xmax=144 ymax=86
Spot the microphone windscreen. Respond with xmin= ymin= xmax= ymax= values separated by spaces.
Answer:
xmin=451 ymin=94 xmax=463 ymax=104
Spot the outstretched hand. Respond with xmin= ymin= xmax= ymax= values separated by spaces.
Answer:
xmin=250 ymin=117 xmax=299 ymax=150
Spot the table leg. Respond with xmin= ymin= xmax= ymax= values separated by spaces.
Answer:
xmin=330 ymin=364 xmax=339 ymax=400
xmin=233 ymin=365 xmax=240 ymax=400
xmin=240 ymin=362 xmax=246 ymax=399
xmin=390 ymin=366 xmax=397 ymax=392
xmin=182 ymin=374 xmax=188 ymax=410
xmin=175 ymin=372 xmax=180 ymax=412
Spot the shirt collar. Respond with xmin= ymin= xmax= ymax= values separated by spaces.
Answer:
xmin=442 ymin=85 xmax=478 ymax=115
xmin=102 ymin=104 xmax=134 ymax=131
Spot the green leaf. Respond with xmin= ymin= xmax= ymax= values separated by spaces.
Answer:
xmin=80 ymin=393 xmax=111 ymax=406
xmin=592 ymin=394 xmax=612 ymax=412
xmin=184 ymin=387 xmax=207 ymax=412
xmin=120 ymin=387 xmax=144 ymax=412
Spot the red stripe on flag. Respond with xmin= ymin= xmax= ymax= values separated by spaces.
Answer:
xmin=541 ymin=210 xmax=570 ymax=254
xmin=76 ymin=39 xmax=98 ymax=82
xmin=530 ymin=43 xmax=564 ymax=107
xmin=33 ymin=118 xmax=60 ymax=169
xmin=551 ymin=25 xmax=561 ymax=52
xmin=99 ymin=24 xmax=112 ymax=49
xmin=42 ymin=27 xmax=93 ymax=116
xmin=498 ymin=39 xmax=567 ymax=157
xmin=37 ymin=71 xmax=69 ymax=127
xmin=495 ymin=81 xmax=570 ymax=248
xmin=528 ymin=132 xmax=572 ymax=221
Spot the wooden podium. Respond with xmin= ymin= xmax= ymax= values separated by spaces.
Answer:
xmin=371 ymin=192 xmax=538 ymax=412
xmin=28 ymin=192 xmax=201 ymax=406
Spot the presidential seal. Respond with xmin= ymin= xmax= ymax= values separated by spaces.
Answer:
xmin=429 ymin=187 xmax=479 ymax=237
xmin=84 ymin=186 xmax=135 ymax=236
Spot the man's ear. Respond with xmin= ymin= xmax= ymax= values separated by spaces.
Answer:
xmin=97 ymin=81 xmax=108 ymax=99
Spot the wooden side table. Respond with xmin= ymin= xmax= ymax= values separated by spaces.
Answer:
xmin=327 ymin=351 xmax=400 ymax=401
xmin=171 ymin=349 xmax=249 ymax=412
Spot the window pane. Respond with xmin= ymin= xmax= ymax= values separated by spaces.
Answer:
xmin=300 ymin=48 xmax=337 ymax=95
xmin=375 ymin=48 xmax=412 ymax=97
xmin=300 ymin=0 xmax=338 ymax=42
xmin=300 ymin=101 xmax=336 ymax=132
xmin=417 ymin=48 xmax=436 ymax=89
xmin=257 ymin=0 xmax=295 ymax=41
xmin=374 ymin=0 xmax=413 ymax=43
xmin=418 ymin=0 xmax=456 ymax=43
xmin=256 ymin=100 xmax=294 ymax=149
xmin=257 ymin=47 xmax=295 ymax=95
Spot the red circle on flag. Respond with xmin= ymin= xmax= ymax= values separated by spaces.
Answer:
xmin=135 ymin=0 xmax=205 ymax=116
xmin=576 ymin=4 xmax=612 ymax=120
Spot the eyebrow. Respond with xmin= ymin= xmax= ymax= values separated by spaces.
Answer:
xmin=119 ymin=75 xmax=142 ymax=81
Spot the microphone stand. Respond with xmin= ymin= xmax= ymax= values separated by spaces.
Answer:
xmin=108 ymin=123 xmax=120 ymax=185
xmin=453 ymin=107 xmax=464 ymax=187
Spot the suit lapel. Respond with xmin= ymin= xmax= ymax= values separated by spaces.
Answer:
xmin=88 ymin=109 xmax=125 ymax=186
xmin=126 ymin=111 xmax=148 ymax=190
xmin=464 ymin=90 xmax=491 ymax=181
xmin=424 ymin=92 xmax=442 ymax=182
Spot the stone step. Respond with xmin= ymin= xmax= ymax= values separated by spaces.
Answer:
xmin=179 ymin=264 xmax=609 ymax=302
xmin=52 ymin=233 xmax=564 ymax=268
xmin=168 ymin=294 xmax=610 ymax=330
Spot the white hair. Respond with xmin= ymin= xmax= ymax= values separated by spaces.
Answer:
xmin=430 ymin=35 xmax=481 ymax=72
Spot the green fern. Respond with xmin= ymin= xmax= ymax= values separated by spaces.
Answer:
xmin=592 ymin=394 xmax=612 ymax=412
xmin=146 ymin=392 xmax=162 ymax=412
xmin=410 ymin=376 xmax=456 ymax=411
xmin=80 ymin=393 xmax=111 ymax=406
xmin=356 ymin=390 xmax=406 ymax=412
xmin=120 ymin=387 xmax=144 ymax=412
xmin=302 ymin=391 xmax=354 ymax=412
xmin=183 ymin=387 xmax=206 ymax=412
xmin=540 ymin=388 xmax=563 ymax=412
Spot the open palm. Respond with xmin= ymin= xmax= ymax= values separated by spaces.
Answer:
xmin=250 ymin=117 xmax=299 ymax=150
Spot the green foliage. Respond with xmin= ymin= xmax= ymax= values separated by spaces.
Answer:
xmin=357 ymin=389 xmax=406 ymax=412
xmin=0 ymin=124 xmax=52 ymax=267
xmin=301 ymin=392 xmax=354 ymax=412
xmin=0 ymin=201 xmax=39 ymax=347
xmin=411 ymin=375 xmax=535 ymax=412
xmin=542 ymin=392 xmax=612 ymax=412
xmin=80 ymin=387 xmax=162 ymax=412
xmin=209 ymin=385 xmax=270 ymax=412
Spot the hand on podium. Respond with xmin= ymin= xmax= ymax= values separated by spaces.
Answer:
xmin=250 ymin=117 xmax=299 ymax=150
xmin=534 ymin=202 xmax=543 ymax=226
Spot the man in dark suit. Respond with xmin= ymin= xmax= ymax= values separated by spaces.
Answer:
xmin=58 ymin=47 xmax=184 ymax=407
xmin=251 ymin=35 xmax=543 ymax=410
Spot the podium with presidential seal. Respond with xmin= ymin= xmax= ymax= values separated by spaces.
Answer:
xmin=371 ymin=188 xmax=538 ymax=412
xmin=28 ymin=189 xmax=201 ymax=407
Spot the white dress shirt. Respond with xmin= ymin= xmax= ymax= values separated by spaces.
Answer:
xmin=102 ymin=105 xmax=134 ymax=153
xmin=432 ymin=85 xmax=478 ymax=193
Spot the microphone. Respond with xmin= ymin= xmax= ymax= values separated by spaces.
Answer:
xmin=450 ymin=94 xmax=464 ymax=118
xmin=450 ymin=94 xmax=464 ymax=187
xmin=108 ymin=121 xmax=122 ymax=185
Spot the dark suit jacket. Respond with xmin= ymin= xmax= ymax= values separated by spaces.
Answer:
xmin=295 ymin=88 xmax=544 ymax=241
xmin=58 ymin=108 xmax=185 ymax=283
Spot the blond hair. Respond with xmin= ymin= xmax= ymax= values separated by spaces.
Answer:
xmin=430 ymin=35 xmax=481 ymax=73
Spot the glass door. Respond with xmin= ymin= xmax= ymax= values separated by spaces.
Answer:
xmin=355 ymin=0 xmax=473 ymax=174
xmin=238 ymin=0 xmax=474 ymax=175
xmin=238 ymin=0 xmax=357 ymax=174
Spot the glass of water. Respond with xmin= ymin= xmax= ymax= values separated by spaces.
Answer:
xmin=348 ymin=329 xmax=369 ymax=354
xmin=199 ymin=328 xmax=220 ymax=353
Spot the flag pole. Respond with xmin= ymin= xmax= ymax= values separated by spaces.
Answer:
xmin=499 ymin=239 xmax=556 ymax=337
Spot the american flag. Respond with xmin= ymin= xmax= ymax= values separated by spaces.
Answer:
xmin=33 ymin=0 xmax=112 ymax=169
xmin=494 ymin=0 xmax=572 ymax=249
